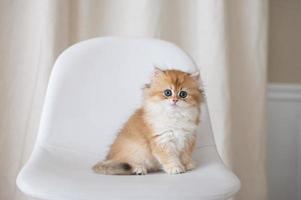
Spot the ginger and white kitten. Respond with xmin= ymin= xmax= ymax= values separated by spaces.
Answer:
xmin=92 ymin=68 xmax=203 ymax=175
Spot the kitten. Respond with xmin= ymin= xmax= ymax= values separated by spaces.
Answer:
xmin=92 ymin=68 xmax=203 ymax=175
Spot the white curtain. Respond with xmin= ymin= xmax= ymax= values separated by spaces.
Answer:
xmin=0 ymin=0 xmax=268 ymax=199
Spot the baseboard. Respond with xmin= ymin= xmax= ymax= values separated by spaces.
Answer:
xmin=268 ymin=83 xmax=301 ymax=101
xmin=267 ymin=83 xmax=301 ymax=200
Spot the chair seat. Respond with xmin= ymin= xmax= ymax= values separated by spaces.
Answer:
xmin=17 ymin=145 xmax=240 ymax=200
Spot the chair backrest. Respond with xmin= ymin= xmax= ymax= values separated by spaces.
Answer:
xmin=37 ymin=37 xmax=215 ymax=158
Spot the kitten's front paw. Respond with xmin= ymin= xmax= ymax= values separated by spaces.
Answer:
xmin=185 ymin=161 xmax=196 ymax=171
xmin=164 ymin=165 xmax=186 ymax=175
xmin=132 ymin=166 xmax=147 ymax=175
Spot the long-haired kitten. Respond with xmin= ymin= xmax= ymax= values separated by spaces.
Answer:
xmin=92 ymin=68 xmax=203 ymax=175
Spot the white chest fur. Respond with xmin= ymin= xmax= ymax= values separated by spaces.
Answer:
xmin=145 ymin=102 xmax=199 ymax=151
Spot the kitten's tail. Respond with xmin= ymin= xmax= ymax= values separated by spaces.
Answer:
xmin=92 ymin=160 xmax=132 ymax=175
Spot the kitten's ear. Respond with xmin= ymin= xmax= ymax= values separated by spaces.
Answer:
xmin=190 ymin=71 xmax=200 ymax=81
xmin=153 ymin=66 xmax=164 ymax=77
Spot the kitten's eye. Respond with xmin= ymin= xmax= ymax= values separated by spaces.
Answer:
xmin=179 ymin=91 xmax=188 ymax=98
xmin=163 ymin=89 xmax=172 ymax=97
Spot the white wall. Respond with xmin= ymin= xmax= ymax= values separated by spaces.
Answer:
xmin=267 ymin=84 xmax=301 ymax=200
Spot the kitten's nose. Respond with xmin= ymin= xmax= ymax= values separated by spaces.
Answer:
xmin=172 ymin=99 xmax=178 ymax=103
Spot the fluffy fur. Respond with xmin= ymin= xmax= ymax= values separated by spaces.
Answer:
xmin=92 ymin=68 xmax=203 ymax=175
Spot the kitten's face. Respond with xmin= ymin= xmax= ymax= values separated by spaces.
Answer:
xmin=144 ymin=68 xmax=203 ymax=108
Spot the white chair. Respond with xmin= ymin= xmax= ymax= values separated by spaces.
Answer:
xmin=17 ymin=37 xmax=240 ymax=200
